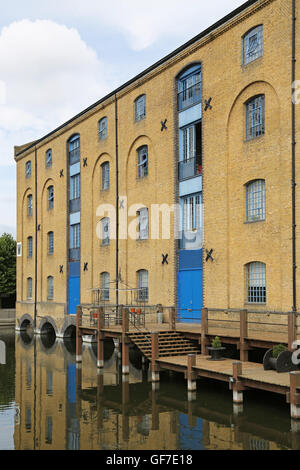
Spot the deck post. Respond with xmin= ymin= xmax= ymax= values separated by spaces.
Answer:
xmin=240 ymin=309 xmax=248 ymax=362
xmin=201 ymin=308 xmax=208 ymax=355
xmin=232 ymin=362 xmax=244 ymax=405
xmin=187 ymin=354 xmax=197 ymax=396
xmin=169 ymin=307 xmax=176 ymax=331
xmin=151 ymin=332 xmax=160 ymax=383
xmin=76 ymin=306 xmax=83 ymax=363
xmin=121 ymin=306 xmax=130 ymax=375
xmin=97 ymin=308 xmax=104 ymax=368
xmin=290 ymin=371 xmax=300 ymax=420
xmin=288 ymin=312 xmax=297 ymax=351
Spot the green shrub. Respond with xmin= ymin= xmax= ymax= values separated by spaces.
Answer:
xmin=272 ymin=344 xmax=287 ymax=359
xmin=212 ymin=336 xmax=222 ymax=349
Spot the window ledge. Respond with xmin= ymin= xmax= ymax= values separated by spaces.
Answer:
xmin=245 ymin=303 xmax=267 ymax=306
xmin=241 ymin=56 xmax=263 ymax=69
xmin=244 ymin=219 xmax=265 ymax=225
xmin=243 ymin=135 xmax=265 ymax=144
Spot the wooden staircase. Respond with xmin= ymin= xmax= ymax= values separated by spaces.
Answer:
xmin=128 ymin=331 xmax=201 ymax=359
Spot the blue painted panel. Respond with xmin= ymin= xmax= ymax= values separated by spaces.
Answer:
xmin=69 ymin=262 xmax=80 ymax=277
xmin=179 ymin=414 xmax=204 ymax=450
xmin=70 ymin=212 xmax=80 ymax=225
xmin=178 ymin=262 xmax=202 ymax=323
xmin=179 ymin=249 xmax=203 ymax=270
xmin=179 ymin=176 xmax=202 ymax=197
xmin=179 ymin=103 xmax=202 ymax=128
xmin=68 ymin=276 xmax=80 ymax=315
xmin=67 ymin=364 xmax=76 ymax=404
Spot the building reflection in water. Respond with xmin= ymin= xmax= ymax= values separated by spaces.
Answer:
xmin=13 ymin=332 xmax=300 ymax=451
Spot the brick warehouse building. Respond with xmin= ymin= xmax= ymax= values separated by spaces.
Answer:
xmin=14 ymin=0 xmax=300 ymax=336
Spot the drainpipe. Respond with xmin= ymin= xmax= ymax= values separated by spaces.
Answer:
xmin=34 ymin=145 xmax=38 ymax=329
xmin=115 ymin=95 xmax=119 ymax=308
xmin=292 ymin=0 xmax=297 ymax=312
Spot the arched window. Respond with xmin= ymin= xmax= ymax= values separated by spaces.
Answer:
xmin=46 ymin=149 xmax=52 ymax=168
xmin=101 ymin=162 xmax=110 ymax=190
xmin=243 ymin=25 xmax=263 ymax=65
xmin=137 ymin=207 xmax=149 ymax=240
xmin=246 ymin=262 xmax=266 ymax=304
xmin=47 ymin=276 xmax=54 ymax=300
xmin=137 ymin=270 xmax=148 ymax=302
xmin=27 ymin=278 xmax=33 ymax=300
xmin=101 ymin=272 xmax=110 ymax=300
xmin=48 ymin=186 xmax=54 ymax=210
xmin=68 ymin=134 xmax=80 ymax=165
xmin=99 ymin=117 xmax=108 ymax=140
xmin=101 ymin=218 xmax=110 ymax=246
xmin=135 ymin=95 xmax=146 ymax=122
xmin=27 ymin=236 xmax=33 ymax=259
xmin=246 ymin=180 xmax=265 ymax=222
xmin=178 ymin=65 xmax=201 ymax=111
xmin=27 ymin=195 xmax=33 ymax=216
xmin=48 ymin=232 xmax=54 ymax=255
xmin=137 ymin=146 xmax=148 ymax=178
xmin=245 ymin=95 xmax=265 ymax=140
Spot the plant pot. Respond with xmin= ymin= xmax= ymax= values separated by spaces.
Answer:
xmin=263 ymin=349 xmax=298 ymax=373
xmin=207 ymin=347 xmax=226 ymax=361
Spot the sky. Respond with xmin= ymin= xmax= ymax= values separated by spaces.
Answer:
xmin=0 ymin=0 xmax=245 ymax=238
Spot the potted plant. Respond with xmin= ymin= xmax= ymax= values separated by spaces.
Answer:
xmin=207 ymin=336 xmax=226 ymax=361
xmin=263 ymin=344 xmax=297 ymax=373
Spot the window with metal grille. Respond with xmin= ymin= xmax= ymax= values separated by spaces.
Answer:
xmin=101 ymin=218 xmax=110 ymax=246
xmin=101 ymin=272 xmax=110 ymax=300
xmin=137 ymin=146 xmax=148 ymax=178
xmin=46 ymin=417 xmax=53 ymax=444
xmin=46 ymin=149 xmax=52 ymax=168
xmin=246 ymin=262 xmax=266 ymax=304
xmin=48 ymin=276 xmax=54 ymax=300
xmin=178 ymin=67 xmax=202 ymax=111
xmin=101 ymin=162 xmax=110 ymax=190
xmin=243 ymin=25 xmax=263 ymax=65
xmin=183 ymin=193 xmax=203 ymax=231
xmin=27 ymin=237 xmax=33 ymax=259
xmin=68 ymin=135 xmax=80 ymax=165
xmin=27 ymin=195 xmax=33 ymax=216
xmin=48 ymin=186 xmax=54 ymax=210
xmin=135 ymin=95 xmax=146 ymax=121
xmin=137 ymin=270 xmax=148 ymax=302
xmin=27 ymin=278 xmax=33 ymax=300
xmin=137 ymin=207 xmax=149 ymax=240
xmin=246 ymin=180 xmax=265 ymax=222
xmin=99 ymin=117 xmax=108 ymax=140
xmin=48 ymin=232 xmax=54 ymax=255
xmin=70 ymin=224 xmax=80 ymax=249
xmin=246 ymin=95 xmax=265 ymax=140
xmin=26 ymin=161 xmax=31 ymax=178
xmin=70 ymin=174 xmax=80 ymax=200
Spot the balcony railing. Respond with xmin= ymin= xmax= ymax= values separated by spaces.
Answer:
xmin=70 ymin=198 xmax=80 ymax=214
xmin=69 ymin=248 xmax=80 ymax=262
xmin=69 ymin=148 xmax=80 ymax=165
xmin=178 ymin=84 xmax=202 ymax=111
xmin=178 ymin=157 xmax=202 ymax=181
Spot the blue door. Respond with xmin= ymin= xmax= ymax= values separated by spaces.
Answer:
xmin=68 ymin=276 xmax=80 ymax=315
xmin=178 ymin=269 xmax=202 ymax=323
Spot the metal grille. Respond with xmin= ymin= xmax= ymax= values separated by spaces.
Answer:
xmin=99 ymin=117 xmax=107 ymax=140
xmin=138 ymin=146 xmax=148 ymax=178
xmin=26 ymin=161 xmax=31 ymax=178
xmin=178 ymin=70 xmax=202 ymax=111
xmin=246 ymin=180 xmax=265 ymax=222
xmin=138 ymin=207 xmax=149 ymax=240
xmin=183 ymin=193 xmax=202 ymax=231
xmin=71 ymin=174 xmax=80 ymax=200
xmin=27 ymin=195 xmax=33 ymax=216
xmin=48 ymin=232 xmax=54 ymax=255
xmin=48 ymin=186 xmax=54 ymax=209
xmin=27 ymin=277 xmax=33 ymax=299
xmin=101 ymin=218 xmax=110 ymax=246
xmin=246 ymin=262 xmax=266 ymax=304
xmin=246 ymin=95 xmax=265 ymax=140
xmin=48 ymin=276 xmax=54 ymax=300
xmin=243 ymin=25 xmax=263 ymax=65
xmin=101 ymin=272 xmax=110 ymax=300
xmin=138 ymin=270 xmax=149 ymax=302
xmin=135 ymin=95 xmax=146 ymax=121
xmin=46 ymin=149 xmax=52 ymax=168
xmin=27 ymin=236 xmax=33 ymax=258
xmin=101 ymin=162 xmax=110 ymax=190
xmin=70 ymin=224 xmax=80 ymax=249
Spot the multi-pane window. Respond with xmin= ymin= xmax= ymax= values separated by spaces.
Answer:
xmin=137 ymin=207 xmax=149 ymax=240
xmin=246 ymin=95 xmax=265 ymax=140
xmin=137 ymin=146 xmax=148 ymax=178
xmin=243 ymin=25 xmax=263 ymax=65
xmin=101 ymin=162 xmax=110 ymax=190
xmin=27 ymin=278 xmax=33 ymax=300
xmin=48 ymin=276 xmax=54 ymax=300
xmin=70 ymin=174 xmax=80 ymax=200
xmin=27 ymin=195 xmax=33 ymax=216
xmin=70 ymin=224 xmax=80 ymax=249
xmin=183 ymin=193 xmax=203 ymax=231
xmin=26 ymin=161 xmax=31 ymax=178
xmin=178 ymin=67 xmax=201 ymax=111
xmin=246 ymin=180 xmax=265 ymax=222
xmin=101 ymin=272 xmax=110 ymax=301
xmin=246 ymin=262 xmax=266 ymax=304
xmin=46 ymin=149 xmax=52 ymax=168
xmin=46 ymin=417 xmax=53 ymax=445
xmin=135 ymin=95 xmax=146 ymax=121
xmin=48 ymin=186 xmax=54 ymax=210
xmin=48 ymin=232 xmax=54 ymax=255
xmin=137 ymin=270 xmax=148 ymax=302
xmin=47 ymin=371 xmax=53 ymax=396
xmin=99 ymin=117 xmax=108 ymax=140
xmin=27 ymin=236 xmax=33 ymax=259
xmin=101 ymin=218 xmax=110 ymax=246
xmin=69 ymin=135 xmax=80 ymax=165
